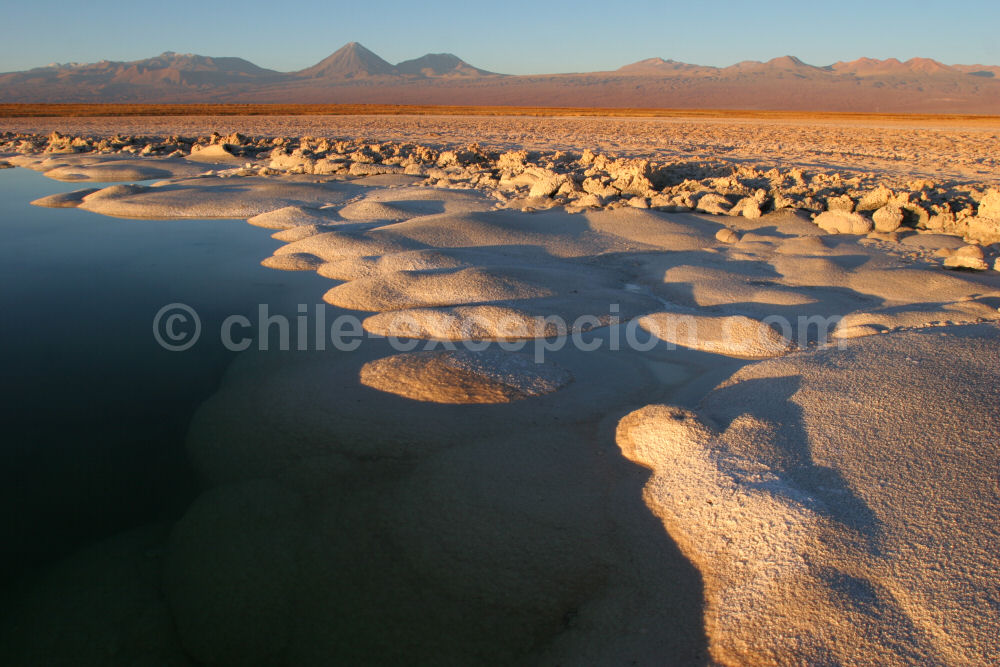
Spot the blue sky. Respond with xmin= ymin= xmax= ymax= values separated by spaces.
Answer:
xmin=2 ymin=0 xmax=998 ymax=73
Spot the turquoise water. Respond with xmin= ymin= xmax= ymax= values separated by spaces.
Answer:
xmin=0 ymin=167 xmax=334 ymax=586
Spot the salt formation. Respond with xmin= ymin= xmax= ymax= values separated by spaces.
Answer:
xmin=359 ymin=349 xmax=573 ymax=403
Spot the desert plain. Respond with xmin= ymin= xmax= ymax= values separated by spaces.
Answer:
xmin=1 ymin=108 xmax=999 ymax=666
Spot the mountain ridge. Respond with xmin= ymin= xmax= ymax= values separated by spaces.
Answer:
xmin=2 ymin=43 xmax=998 ymax=113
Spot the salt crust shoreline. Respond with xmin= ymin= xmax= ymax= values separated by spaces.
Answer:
xmin=5 ymin=129 xmax=1000 ymax=253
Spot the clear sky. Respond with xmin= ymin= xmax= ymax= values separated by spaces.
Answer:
xmin=2 ymin=0 xmax=998 ymax=74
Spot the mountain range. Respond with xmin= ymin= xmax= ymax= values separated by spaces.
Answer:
xmin=2 ymin=42 xmax=999 ymax=113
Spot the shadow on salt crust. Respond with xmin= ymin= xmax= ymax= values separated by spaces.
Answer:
xmin=359 ymin=349 xmax=572 ymax=404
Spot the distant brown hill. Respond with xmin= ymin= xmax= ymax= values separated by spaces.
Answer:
xmin=396 ymin=53 xmax=494 ymax=77
xmin=1 ymin=43 xmax=998 ymax=114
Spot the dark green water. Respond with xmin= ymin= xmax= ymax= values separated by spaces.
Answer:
xmin=0 ymin=167 xmax=333 ymax=588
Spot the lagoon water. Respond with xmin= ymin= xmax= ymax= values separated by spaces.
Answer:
xmin=0 ymin=167 xmax=335 ymax=588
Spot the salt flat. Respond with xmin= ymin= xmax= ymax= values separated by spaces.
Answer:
xmin=3 ymin=112 xmax=999 ymax=183
xmin=1 ymin=119 xmax=999 ymax=666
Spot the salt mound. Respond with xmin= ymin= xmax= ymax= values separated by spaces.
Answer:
xmin=363 ymin=305 xmax=561 ymax=340
xmin=186 ymin=143 xmax=246 ymax=164
xmin=694 ymin=193 xmax=732 ymax=215
xmin=82 ymin=183 xmax=150 ymax=201
xmin=30 ymin=188 xmax=99 ymax=208
xmin=979 ymin=188 xmax=1000 ymax=218
xmin=356 ymin=185 xmax=494 ymax=214
xmin=944 ymin=244 xmax=989 ymax=271
xmin=656 ymin=264 xmax=818 ymax=308
xmin=247 ymin=205 xmax=339 ymax=230
xmin=274 ymin=229 xmax=416 ymax=262
xmin=317 ymin=249 xmax=471 ymax=281
xmin=78 ymin=176 xmax=363 ymax=219
xmin=7 ymin=155 xmax=73 ymax=170
xmin=714 ymin=228 xmax=740 ymax=244
xmin=845 ymin=267 xmax=1000 ymax=303
xmin=359 ymin=349 xmax=572 ymax=404
xmin=774 ymin=235 xmax=833 ymax=255
xmin=42 ymin=158 xmax=209 ymax=182
xmin=813 ymin=210 xmax=873 ymax=235
xmin=361 ymin=288 xmax=659 ymax=340
xmin=261 ymin=253 xmax=324 ymax=271
xmin=337 ymin=199 xmax=417 ymax=221
xmin=323 ymin=267 xmax=554 ymax=311
xmin=12 ymin=154 xmax=212 ymax=182
xmin=382 ymin=209 xmax=623 ymax=258
xmin=832 ymin=299 xmax=1000 ymax=338
xmin=898 ymin=233 xmax=966 ymax=251
xmin=270 ymin=224 xmax=332 ymax=242
xmin=639 ymin=312 xmax=792 ymax=357
xmin=585 ymin=208 xmax=716 ymax=251
xmin=618 ymin=325 xmax=1000 ymax=665
xmin=872 ymin=205 xmax=905 ymax=232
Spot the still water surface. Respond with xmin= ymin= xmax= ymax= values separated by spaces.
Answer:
xmin=0 ymin=167 xmax=333 ymax=587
